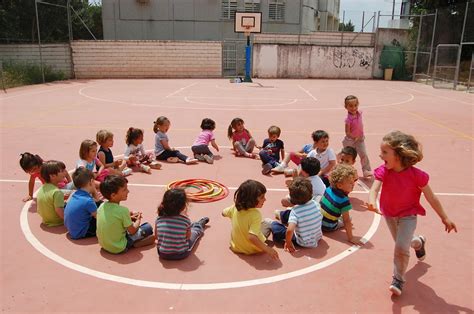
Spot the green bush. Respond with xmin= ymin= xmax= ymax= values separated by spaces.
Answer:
xmin=1 ymin=61 xmax=66 ymax=88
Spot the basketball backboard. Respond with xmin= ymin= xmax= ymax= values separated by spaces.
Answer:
xmin=234 ymin=12 xmax=262 ymax=34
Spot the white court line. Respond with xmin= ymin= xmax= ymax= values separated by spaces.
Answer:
xmin=165 ymin=82 xmax=198 ymax=98
xmin=0 ymin=83 xmax=85 ymax=100
xmin=79 ymin=86 xmax=130 ymax=105
xmin=183 ymin=96 xmax=298 ymax=107
xmin=402 ymin=86 xmax=474 ymax=106
xmin=19 ymin=183 xmax=381 ymax=290
xmin=298 ymin=85 xmax=318 ymax=102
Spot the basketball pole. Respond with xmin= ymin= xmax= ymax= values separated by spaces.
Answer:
xmin=244 ymin=31 xmax=252 ymax=83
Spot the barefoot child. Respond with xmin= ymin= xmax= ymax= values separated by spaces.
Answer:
xmin=368 ymin=131 xmax=457 ymax=296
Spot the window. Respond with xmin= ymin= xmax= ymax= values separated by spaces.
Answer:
xmin=244 ymin=0 xmax=261 ymax=13
xmin=269 ymin=0 xmax=285 ymax=21
xmin=221 ymin=0 xmax=237 ymax=19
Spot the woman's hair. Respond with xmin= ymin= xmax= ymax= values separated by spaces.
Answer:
xmin=19 ymin=152 xmax=43 ymax=172
xmin=227 ymin=117 xmax=244 ymax=139
xmin=158 ymin=188 xmax=188 ymax=216
xmin=96 ymin=129 xmax=114 ymax=145
xmin=40 ymin=160 xmax=63 ymax=183
xmin=79 ymin=140 xmax=98 ymax=160
xmin=312 ymin=130 xmax=329 ymax=142
xmin=329 ymin=164 xmax=358 ymax=187
xmin=125 ymin=127 xmax=144 ymax=146
xmin=153 ymin=116 xmax=170 ymax=133
xmin=200 ymin=118 xmax=216 ymax=131
xmin=289 ymin=177 xmax=313 ymax=205
xmin=234 ymin=179 xmax=266 ymax=211
xmin=99 ymin=175 xmax=128 ymax=200
xmin=383 ymin=131 xmax=423 ymax=167
xmin=344 ymin=95 xmax=359 ymax=106
xmin=268 ymin=125 xmax=281 ymax=137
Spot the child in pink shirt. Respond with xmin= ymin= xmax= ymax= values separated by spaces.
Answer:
xmin=191 ymin=118 xmax=220 ymax=164
xmin=227 ymin=117 xmax=257 ymax=158
xmin=342 ymin=95 xmax=372 ymax=177
xmin=368 ymin=131 xmax=457 ymax=297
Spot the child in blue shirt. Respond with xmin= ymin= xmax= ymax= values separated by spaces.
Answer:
xmin=259 ymin=125 xmax=285 ymax=175
xmin=64 ymin=168 xmax=101 ymax=239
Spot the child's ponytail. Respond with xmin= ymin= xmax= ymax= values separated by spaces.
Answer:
xmin=227 ymin=123 xmax=234 ymax=140
xmin=19 ymin=152 xmax=43 ymax=172
xmin=125 ymin=127 xmax=135 ymax=145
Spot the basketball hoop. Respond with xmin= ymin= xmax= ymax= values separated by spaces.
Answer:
xmin=244 ymin=25 xmax=251 ymax=37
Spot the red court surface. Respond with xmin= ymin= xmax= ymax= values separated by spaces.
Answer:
xmin=0 ymin=79 xmax=472 ymax=313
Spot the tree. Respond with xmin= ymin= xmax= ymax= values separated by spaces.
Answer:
xmin=338 ymin=20 xmax=355 ymax=32
xmin=0 ymin=0 xmax=102 ymax=43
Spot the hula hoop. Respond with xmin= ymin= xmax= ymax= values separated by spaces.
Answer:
xmin=167 ymin=179 xmax=229 ymax=203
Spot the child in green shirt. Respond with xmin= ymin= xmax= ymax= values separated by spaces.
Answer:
xmin=36 ymin=160 xmax=66 ymax=227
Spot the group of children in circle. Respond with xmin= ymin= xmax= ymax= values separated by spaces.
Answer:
xmin=19 ymin=95 xmax=457 ymax=296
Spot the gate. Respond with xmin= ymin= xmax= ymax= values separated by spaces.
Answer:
xmin=432 ymin=44 xmax=460 ymax=89
xmin=222 ymin=39 xmax=248 ymax=77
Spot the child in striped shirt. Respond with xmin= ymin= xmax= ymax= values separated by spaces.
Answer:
xmin=155 ymin=188 xmax=209 ymax=260
xmin=320 ymin=164 xmax=363 ymax=245
xmin=270 ymin=177 xmax=323 ymax=253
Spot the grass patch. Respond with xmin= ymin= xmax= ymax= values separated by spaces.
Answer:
xmin=1 ymin=61 xmax=66 ymax=89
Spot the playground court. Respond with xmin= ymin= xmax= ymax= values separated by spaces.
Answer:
xmin=0 ymin=78 xmax=472 ymax=313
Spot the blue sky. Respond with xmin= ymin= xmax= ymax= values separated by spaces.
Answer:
xmin=340 ymin=0 xmax=402 ymax=32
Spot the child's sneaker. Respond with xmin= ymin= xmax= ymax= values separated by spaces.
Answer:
xmin=274 ymin=209 xmax=282 ymax=220
xmin=167 ymin=157 xmax=179 ymax=163
xmin=284 ymin=168 xmax=297 ymax=177
xmin=185 ymin=157 xmax=198 ymax=165
xmin=415 ymin=235 xmax=426 ymax=261
xmin=272 ymin=164 xmax=287 ymax=173
xmin=389 ymin=277 xmax=404 ymax=296
xmin=197 ymin=217 xmax=210 ymax=227
xmin=261 ymin=218 xmax=273 ymax=238
xmin=262 ymin=163 xmax=272 ymax=175
xmin=194 ymin=154 xmax=206 ymax=162
xmin=203 ymin=155 xmax=214 ymax=164
xmin=140 ymin=164 xmax=151 ymax=173
xmin=122 ymin=167 xmax=132 ymax=176
xmin=149 ymin=161 xmax=162 ymax=170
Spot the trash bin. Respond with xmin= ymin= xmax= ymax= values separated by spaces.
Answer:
xmin=384 ymin=68 xmax=393 ymax=81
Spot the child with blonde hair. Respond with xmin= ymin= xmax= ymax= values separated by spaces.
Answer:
xmin=155 ymin=188 xmax=209 ymax=260
xmin=222 ymin=180 xmax=279 ymax=260
xmin=124 ymin=127 xmax=161 ymax=173
xmin=320 ymin=164 xmax=363 ymax=246
xmin=153 ymin=116 xmax=198 ymax=164
xmin=342 ymin=95 xmax=372 ymax=177
xmin=191 ymin=118 xmax=219 ymax=164
xmin=368 ymin=131 xmax=457 ymax=296
xmin=96 ymin=129 xmax=130 ymax=176
xmin=227 ymin=118 xmax=257 ymax=158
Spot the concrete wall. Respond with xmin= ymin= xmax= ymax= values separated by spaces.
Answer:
xmin=0 ymin=44 xmax=72 ymax=78
xmin=373 ymin=28 xmax=410 ymax=78
xmin=253 ymin=45 xmax=374 ymax=78
xmin=71 ymin=40 xmax=222 ymax=78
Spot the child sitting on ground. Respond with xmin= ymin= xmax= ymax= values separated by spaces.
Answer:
xmin=222 ymin=180 xmax=279 ymax=260
xmin=77 ymin=139 xmax=110 ymax=185
xmin=273 ymin=130 xmax=320 ymax=174
xmin=124 ymin=127 xmax=161 ymax=173
xmin=64 ymin=168 xmax=101 ymax=239
xmin=338 ymin=146 xmax=357 ymax=165
xmin=307 ymin=130 xmax=336 ymax=187
xmin=155 ymin=188 xmax=210 ymax=260
xmin=191 ymin=118 xmax=220 ymax=164
xmin=270 ymin=177 xmax=323 ymax=253
xmin=36 ymin=160 xmax=66 ymax=227
xmin=97 ymin=175 xmax=155 ymax=254
xmin=20 ymin=152 xmax=73 ymax=202
xmin=96 ymin=129 xmax=130 ymax=176
xmin=280 ymin=157 xmax=326 ymax=208
xmin=320 ymin=164 xmax=363 ymax=246
xmin=259 ymin=125 xmax=285 ymax=175
xmin=227 ymin=117 xmax=257 ymax=158
xmin=153 ymin=116 xmax=198 ymax=164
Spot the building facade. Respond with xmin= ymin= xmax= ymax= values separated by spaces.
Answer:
xmin=102 ymin=0 xmax=340 ymax=41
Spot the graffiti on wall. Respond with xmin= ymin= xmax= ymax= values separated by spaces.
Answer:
xmin=331 ymin=48 xmax=373 ymax=69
